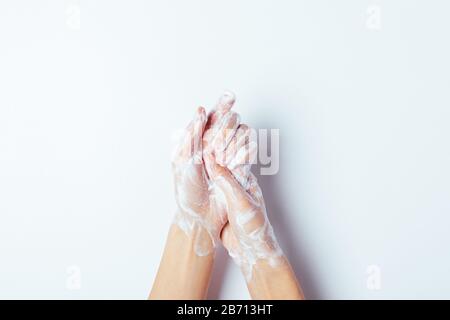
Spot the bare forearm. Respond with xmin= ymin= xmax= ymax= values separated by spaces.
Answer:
xmin=149 ymin=224 xmax=214 ymax=300
xmin=246 ymin=258 xmax=304 ymax=300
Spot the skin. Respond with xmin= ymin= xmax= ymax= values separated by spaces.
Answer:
xmin=150 ymin=103 xmax=230 ymax=299
xmin=210 ymin=162 xmax=304 ymax=300
xmin=149 ymin=223 xmax=214 ymax=299
xmin=149 ymin=94 xmax=304 ymax=300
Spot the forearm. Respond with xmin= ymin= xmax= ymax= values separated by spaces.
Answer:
xmin=246 ymin=257 xmax=304 ymax=300
xmin=149 ymin=224 xmax=215 ymax=299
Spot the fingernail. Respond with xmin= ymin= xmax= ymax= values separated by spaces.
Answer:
xmin=196 ymin=107 xmax=206 ymax=123
xmin=218 ymin=91 xmax=235 ymax=111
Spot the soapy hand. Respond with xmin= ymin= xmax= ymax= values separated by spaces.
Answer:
xmin=172 ymin=92 xmax=282 ymax=278
xmin=201 ymin=92 xmax=256 ymax=244
xmin=206 ymin=156 xmax=284 ymax=281
xmin=172 ymin=107 xmax=227 ymax=256
xmin=153 ymin=93 xmax=301 ymax=300
xmin=172 ymin=92 xmax=251 ymax=257
xmin=202 ymin=93 xmax=283 ymax=281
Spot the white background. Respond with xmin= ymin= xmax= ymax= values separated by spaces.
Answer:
xmin=1 ymin=0 xmax=450 ymax=299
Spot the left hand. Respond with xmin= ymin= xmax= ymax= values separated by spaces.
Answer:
xmin=172 ymin=107 xmax=225 ymax=256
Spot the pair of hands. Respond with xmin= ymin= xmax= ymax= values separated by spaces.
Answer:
xmin=171 ymin=92 xmax=283 ymax=281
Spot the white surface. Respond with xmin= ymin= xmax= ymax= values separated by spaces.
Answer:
xmin=1 ymin=0 xmax=450 ymax=299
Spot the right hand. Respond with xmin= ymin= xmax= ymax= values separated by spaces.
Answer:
xmin=205 ymin=132 xmax=284 ymax=282
xmin=202 ymin=92 xmax=284 ymax=282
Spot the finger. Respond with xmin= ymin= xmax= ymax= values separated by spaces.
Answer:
xmin=207 ymin=91 xmax=236 ymax=130
xmin=204 ymin=153 xmax=248 ymax=205
xmin=192 ymin=106 xmax=207 ymax=154
xmin=219 ymin=124 xmax=249 ymax=167
xmin=212 ymin=111 xmax=240 ymax=156
xmin=205 ymin=155 xmax=264 ymax=235
xmin=226 ymin=124 xmax=257 ymax=169
xmin=234 ymin=125 xmax=255 ymax=157
xmin=231 ymin=172 xmax=266 ymax=235
xmin=246 ymin=172 xmax=264 ymax=204
xmin=216 ymin=138 xmax=237 ymax=167
xmin=230 ymin=164 xmax=252 ymax=189
xmin=180 ymin=107 xmax=206 ymax=161
xmin=228 ymin=140 xmax=258 ymax=170
xmin=214 ymin=112 xmax=241 ymax=165
xmin=216 ymin=90 xmax=236 ymax=112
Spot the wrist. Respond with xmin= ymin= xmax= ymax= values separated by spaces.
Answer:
xmin=247 ymin=257 xmax=304 ymax=300
xmin=150 ymin=224 xmax=215 ymax=299
xmin=173 ymin=209 xmax=220 ymax=256
xmin=224 ymin=223 xmax=285 ymax=282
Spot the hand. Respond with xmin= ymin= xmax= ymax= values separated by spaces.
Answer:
xmin=150 ymin=104 xmax=236 ymax=299
xmin=203 ymin=94 xmax=282 ymax=280
xmin=202 ymin=93 xmax=282 ymax=281
xmin=205 ymin=148 xmax=284 ymax=282
xmin=153 ymin=93 xmax=303 ymax=300
xmin=171 ymin=107 xmax=225 ymax=256
xmin=171 ymin=92 xmax=252 ymax=256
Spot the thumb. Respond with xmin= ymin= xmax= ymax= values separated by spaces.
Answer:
xmin=190 ymin=107 xmax=207 ymax=160
xmin=206 ymin=91 xmax=236 ymax=130
xmin=204 ymin=153 xmax=248 ymax=205
xmin=220 ymin=222 xmax=238 ymax=253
